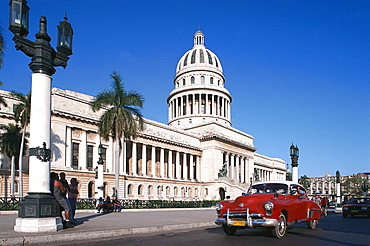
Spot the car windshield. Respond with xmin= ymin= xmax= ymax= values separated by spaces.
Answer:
xmin=348 ymin=198 xmax=370 ymax=204
xmin=247 ymin=183 xmax=288 ymax=194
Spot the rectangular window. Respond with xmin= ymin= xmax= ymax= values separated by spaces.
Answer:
xmin=72 ymin=142 xmax=79 ymax=169
xmin=87 ymin=145 xmax=93 ymax=170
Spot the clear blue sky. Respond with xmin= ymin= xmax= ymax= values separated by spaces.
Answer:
xmin=0 ymin=1 xmax=369 ymax=177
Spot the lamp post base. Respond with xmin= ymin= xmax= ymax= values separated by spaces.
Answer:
xmin=14 ymin=217 xmax=63 ymax=232
xmin=15 ymin=193 xmax=63 ymax=232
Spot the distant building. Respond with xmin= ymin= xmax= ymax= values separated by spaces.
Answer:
xmin=305 ymin=172 xmax=369 ymax=200
xmin=0 ymin=30 xmax=286 ymax=200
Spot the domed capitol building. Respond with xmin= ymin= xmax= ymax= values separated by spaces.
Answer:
xmin=0 ymin=30 xmax=286 ymax=200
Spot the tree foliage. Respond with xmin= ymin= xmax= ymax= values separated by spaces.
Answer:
xmin=91 ymin=71 xmax=145 ymax=142
xmin=342 ymin=174 xmax=369 ymax=197
xmin=299 ymin=175 xmax=310 ymax=190
xmin=0 ymin=124 xmax=28 ymax=163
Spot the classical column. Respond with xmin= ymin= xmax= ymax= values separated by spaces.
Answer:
xmin=240 ymin=157 xmax=245 ymax=183
xmin=122 ymin=140 xmax=127 ymax=174
xmin=151 ymin=146 xmax=156 ymax=177
xmin=65 ymin=126 xmax=72 ymax=168
xmin=168 ymin=150 xmax=173 ymax=179
xmin=230 ymin=154 xmax=235 ymax=180
xmin=195 ymin=155 xmax=200 ymax=181
xmin=189 ymin=154 xmax=194 ymax=180
xmin=142 ymin=144 xmax=147 ymax=176
xmin=235 ymin=156 xmax=240 ymax=182
xmin=80 ymin=130 xmax=87 ymax=170
xmin=132 ymin=142 xmax=137 ymax=176
xmin=175 ymin=151 xmax=180 ymax=179
xmin=160 ymin=148 xmax=165 ymax=178
xmin=182 ymin=153 xmax=187 ymax=180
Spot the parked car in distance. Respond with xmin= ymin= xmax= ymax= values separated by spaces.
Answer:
xmin=215 ymin=181 xmax=323 ymax=238
xmin=342 ymin=197 xmax=370 ymax=218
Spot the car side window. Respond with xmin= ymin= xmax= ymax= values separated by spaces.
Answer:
xmin=298 ymin=187 xmax=307 ymax=196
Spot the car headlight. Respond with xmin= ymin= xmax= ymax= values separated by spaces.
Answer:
xmin=264 ymin=201 xmax=274 ymax=211
xmin=216 ymin=203 xmax=223 ymax=215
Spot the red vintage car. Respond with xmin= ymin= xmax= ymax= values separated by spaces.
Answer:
xmin=215 ymin=181 xmax=323 ymax=238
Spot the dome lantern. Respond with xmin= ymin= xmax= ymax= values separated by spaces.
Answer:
xmin=193 ymin=30 xmax=204 ymax=47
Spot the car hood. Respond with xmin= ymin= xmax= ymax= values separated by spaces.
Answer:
xmin=224 ymin=193 xmax=285 ymax=211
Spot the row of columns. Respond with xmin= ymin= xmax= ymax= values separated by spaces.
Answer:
xmin=169 ymin=93 xmax=230 ymax=120
xmin=254 ymin=168 xmax=272 ymax=182
xmin=309 ymin=180 xmax=335 ymax=195
xmin=223 ymin=152 xmax=250 ymax=183
xmin=123 ymin=141 xmax=200 ymax=181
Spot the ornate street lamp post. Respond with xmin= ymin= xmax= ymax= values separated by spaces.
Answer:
xmin=361 ymin=179 xmax=369 ymax=197
xmin=290 ymin=143 xmax=299 ymax=183
xmin=95 ymin=143 xmax=105 ymax=199
xmin=335 ymin=170 xmax=341 ymax=206
xmin=9 ymin=0 xmax=73 ymax=232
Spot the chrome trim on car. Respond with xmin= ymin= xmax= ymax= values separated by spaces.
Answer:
xmin=215 ymin=217 xmax=278 ymax=228
xmin=215 ymin=207 xmax=278 ymax=228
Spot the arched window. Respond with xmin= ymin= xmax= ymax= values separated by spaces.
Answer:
xmin=206 ymin=51 xmax=213 ymax=65
xmin=128 ymin=184 xmax=133 ymax=195
xmin=200 ymin=49 xmax=204 ymax=63
xmin=210 ymin=77 xmax=213 ymax=84
xmin=148 ymin=185 xmax=153 ymax=195
xmin=138 ymin=185 xmax=143 ymax=196
xmin=166 ymin=186 xmax=170 ymax=196
xmin=184 ymin=53 xmax=189 ymax=66
xmin=174 ymin=187 xmax=178 ymax=196
xmin=183 ymin=79 xmax=185 ymax=86
xmin=191 ymin=76 xmax=195 ymax=84
xmin=88 ymin=181 xmax=94 ymax=198
xmin=191 ymin=49 xmax=197 ymax=64
xmin=201 ymin=76 xmax=205 ymax=84
xmin=214 ymin=56 xmax=219 ymax=67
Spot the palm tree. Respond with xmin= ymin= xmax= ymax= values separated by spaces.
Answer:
xmin=11 ymin=91 xmax=31 ymax=197
xmin=0 ymin=124 xmax=28 ymax=197
xmin=299 ymin=175 xmax=310 ymax=190
xmin=91 ymin=71 xmax=145 ymax=198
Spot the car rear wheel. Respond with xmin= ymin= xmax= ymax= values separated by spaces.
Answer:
xmin=222 ymin=224 xmax=237 ymax=236
xmin=306 ymin=219 xmax=317 ymax=229
xmin=271 ymin=213 xmax=287 ymax=238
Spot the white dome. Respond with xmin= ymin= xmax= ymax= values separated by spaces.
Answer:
xmin=176 ymin=30 xmax=223 ymax=76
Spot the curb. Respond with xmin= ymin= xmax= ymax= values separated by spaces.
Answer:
xmin=0 ymin=207 xmax=215 ymax=215
xmin=0 ymin=222 xmax=217 ymax=246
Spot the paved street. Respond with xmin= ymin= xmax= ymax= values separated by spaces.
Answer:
xmin=49 ymin=213 xmax=370 ymax=246
xmin=0 ymin=208 xmax=216 ymax=245
xmin=1 ymin=210 xmax=369 ymax=246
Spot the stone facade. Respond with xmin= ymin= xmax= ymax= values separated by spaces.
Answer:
xmin=0 ymin=30 xmax=286 ymax=200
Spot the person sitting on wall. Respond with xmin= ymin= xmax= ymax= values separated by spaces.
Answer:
xmin=103 ymin=196 xmax=113 ymax=213
xmin=113 ymin=198 xmax=122 ymax=212
xmin=96 ymin=197 xmax=104 ymax=213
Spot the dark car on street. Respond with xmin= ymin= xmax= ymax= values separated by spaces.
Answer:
xmin=343 ymin=197 xmax=370 ymax=218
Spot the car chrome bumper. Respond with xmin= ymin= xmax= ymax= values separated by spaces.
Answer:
xmin=215 ymin=217 xmax=278 ymax=228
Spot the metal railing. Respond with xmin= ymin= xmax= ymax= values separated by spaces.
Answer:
xmin=0 ymin=197 xmax=217 ymax=211
xmin=0 ymin=197 xmax=22 ymax=211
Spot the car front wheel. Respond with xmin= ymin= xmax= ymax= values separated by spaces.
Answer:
xmin=222 ymin=224 xmax=237 ymax=236
xmin=306 ymin=219 xmax=317 ymax=229
xmin=271 ymin=213 xmax=287 ymax=238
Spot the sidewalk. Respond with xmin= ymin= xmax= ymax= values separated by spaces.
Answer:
xmin=0 ymin=208 xmax=217 ymax=245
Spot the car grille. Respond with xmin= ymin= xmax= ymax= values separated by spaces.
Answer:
xmin=222 ymin=210 xmax=263 ymax=219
